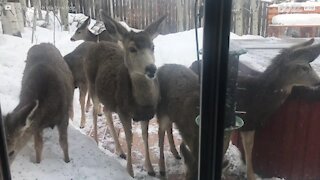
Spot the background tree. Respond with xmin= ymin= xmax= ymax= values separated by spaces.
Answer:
xmin=1 ymin=0 xmax=24 ymax=37
xmin=58 ymin=0 xmax=68 ymax=31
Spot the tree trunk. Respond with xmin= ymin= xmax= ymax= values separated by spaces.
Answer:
xmin=37 ymin=0 xmax=43 ymax=20
xmin=58 ymin=0 xmax=69 ymax=31
xmin=176 ymin=0 xmax=183 ymax=32
xmin=1 ymin=2 xmax=24 ymax=37
xmin=95 ymin=0 xmax=102 ymax=20
xmin=250 ymin=0 xmax=259 ymax=35
xmin=32 ymin=0 xmax=38 ymax=43
xmin=234 ymin=0 xmax=244 ymax=35
xmin=19 ymin=0 xmax=27 ymax=26
xmin=75 ymin=0 xmax=80 ymax=13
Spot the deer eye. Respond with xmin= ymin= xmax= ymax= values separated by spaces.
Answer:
xmin=77 ymin=31 xmax=81 ymax=34
xmin=129 ymin=47 xmax=137 ymax=53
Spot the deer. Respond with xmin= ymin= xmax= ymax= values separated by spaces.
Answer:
xmin=68 ymin=16 xmax=123 ymax=128
xmin=84 ymin=10 xmax=165 ymax=177
xmin=3 ymin=43 xmax=74 ymax=164
xmin=236 ymin=38 xmax=320 ymax=180
xmin=64 ymin=41 xmax=96 ymax=128
xmin=70 ymin=16 xmax=118 ymax=43
xmin=156 ymin=64 xmax=200 ymax=179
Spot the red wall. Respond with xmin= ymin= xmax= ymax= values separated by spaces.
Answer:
xmin=232 ymin=100 xmax=320 ymax=179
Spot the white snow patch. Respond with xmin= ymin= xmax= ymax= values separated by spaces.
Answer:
xmin=272 ymin=14 xmax=320 ymax=25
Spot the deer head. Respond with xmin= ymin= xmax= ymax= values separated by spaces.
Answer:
xmin=100 ymin=10 xmax=166 ymax=79
xmin=70 ymin=17 xmax=91 ymax=41
xmin=261 ymin=38 xmax=320 ymax=94
xmin=4 ymin=100 xmax=38 ymax=163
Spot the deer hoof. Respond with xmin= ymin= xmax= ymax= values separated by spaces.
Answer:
xmin=160 ymin=171 xmax=166 ymax=176
xmin=98 ymin=113 xmax=103 ymax=116
xmin=64 ymin=158 xmax=70 ymax=163
xmin=148 ymin=171 xmax=156 ymax=176
xmin=80 ymin=125 xmax=85 ymax=129
xmin=119 ymin=153 xmax=126 ymax=159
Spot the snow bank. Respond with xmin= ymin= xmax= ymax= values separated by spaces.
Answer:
xmin=11 ymin=127 xmax=132 ymax=180
xmin=272 ymin=14 xmax=320 ymax=25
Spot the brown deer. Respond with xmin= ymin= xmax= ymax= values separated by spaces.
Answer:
xmin=70 ymin=16 xmax=118 ymax=43
xmin=237 ymin=38 xmax=320 ymax=180
xmin=3 ymin=43 xmax=73 ymax=164
xmin=84 ymin=10 xmax=165 ymax=177
xmin=157 ymin=64 xmax=200 ymax=179
xmin=64 ymin=41 xmax=96 ymax=128
xmin=68 ymin=17 xmax=122 ymax=128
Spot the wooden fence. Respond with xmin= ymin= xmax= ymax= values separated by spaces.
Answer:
xmin=66 ymin=0 xmax=272 ymax=36
xmin=70 ymin=0 xmax=203 ymax=34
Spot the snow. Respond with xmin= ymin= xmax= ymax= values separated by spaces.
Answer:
xmin=272 ymin=14 xmax=320 ymax=25
xmin=11 ymin=127 xmax=131 ymax=180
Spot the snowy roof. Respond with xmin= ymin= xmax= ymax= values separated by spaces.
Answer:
xmin=272 ymin=13 xmax=320 ymax=25
xmin=270 ymin=2 xmax=320 ymax=8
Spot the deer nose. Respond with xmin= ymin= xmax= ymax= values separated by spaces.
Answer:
xmin=145 ymin=64 xmax=157 ymax=78
xmin=70 ymin=37 xmax=75 ymax=41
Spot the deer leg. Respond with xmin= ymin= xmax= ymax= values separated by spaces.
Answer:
xmin=119 ymin=114 xmax=134 ymax=177
xmin=104 ymin=108 xmax=126 ymax=159
xmin=140 ymin=121 xmax=155 ymax=176
xmin=58 ymin=122 xmax=70 ymax=163
xmin=166 ymin=123 xmax=181 ymax=159
xmin=92 ymin=96 xmax=99 ymax=144
xmin=69 ymin=92 xmax=74 ymax=121
xmin=34 ymin=130 xmax=43 ymax=163
xmin=240 ymin=131 xmax=256 ymax=180
xmin=85 ymin=92 xmax=91 ymax=113
xmin=98 ymin=104 xmax=103 ymax=116
xmin=79 ymin=86 xmax=87 ymax=128
xmin=158 ymin=121 xmax=166 ymax=176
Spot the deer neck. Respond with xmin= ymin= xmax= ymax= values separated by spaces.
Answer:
xmin=86 ymin=30 xmax=98 ymax=42
xmin=129 ymin=73 xmax=159 ymax=107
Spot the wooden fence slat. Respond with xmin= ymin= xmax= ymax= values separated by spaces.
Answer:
xmin=93 ymin=0 xmax=269 ymax=35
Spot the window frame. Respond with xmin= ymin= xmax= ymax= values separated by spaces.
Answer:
xmin=199 ymin=0 xmax=233 ymax=179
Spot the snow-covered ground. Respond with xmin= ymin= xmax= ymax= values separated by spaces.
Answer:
xmin=2 ymin=11 xmax=316 ymax=179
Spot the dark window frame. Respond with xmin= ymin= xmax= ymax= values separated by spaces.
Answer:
xmin=199 ymin=0 xmax=233 ymax=179
xmin=0 ymin=104 xmax=12 ymax=180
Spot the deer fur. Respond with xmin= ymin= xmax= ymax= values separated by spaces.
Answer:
xmin=157 ymin=64 xmax=200 ymax=180
xmin=84 ymin=10 xmax=165 ymax=177
xmin=237 ymin=39 xmax=320 ymax=180
xmin=64 ymin=41 xmax=96 ymax=128
xmin=4 ymin=43 xmax=73 ymax=164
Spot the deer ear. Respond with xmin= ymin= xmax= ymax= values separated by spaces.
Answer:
xmin=79 ymin=17 xmax=91 ymax=29
xmin=15 ymin=100 xmax=39 ymax=130
xmin=291 ymin=43 xmax=320 ymax=63
xmin=144 ymin=15 xmax=166 ymax=39
xmin=100 ymin=9 xmax=128 ymax=41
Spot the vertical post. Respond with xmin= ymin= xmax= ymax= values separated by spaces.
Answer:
xmin=0 ymin=104 xmax=12 ymax=180
xmin=199 ymin=0 xmax=233 ymax=179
